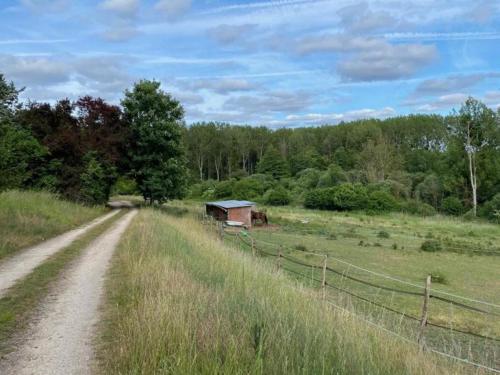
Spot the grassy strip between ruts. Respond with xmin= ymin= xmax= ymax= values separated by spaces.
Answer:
xmin=0 ymin=208 xmax=127 ymax=354
xmin=98 ymin=209 xmax=472 ymax=375
xmin=0 ymin=190 xmax=107 ymax=260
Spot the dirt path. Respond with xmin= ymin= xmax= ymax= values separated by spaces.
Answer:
xmin=0 ymin=209 xmax=137 ymax=375
xmin=0 ymin=210 xmax=120 ymax=298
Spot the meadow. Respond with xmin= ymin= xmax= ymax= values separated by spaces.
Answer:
xmin=0 ymin=190 xmax=107 ymax=260
xmin=163 ymin=199 xmax=500 ymax=370
xmin=98 ymin=209 xmax=473 ymax=374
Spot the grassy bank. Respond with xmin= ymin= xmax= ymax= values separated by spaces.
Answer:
xmin=0 ymin=209 xmax=126 ymax=352
xmin=0 ymin=190 xmax=107 ymax=260
xmin=98 ymin=209 xmax=469 ymax=374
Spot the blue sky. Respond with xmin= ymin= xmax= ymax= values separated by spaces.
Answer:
xmin=1 ymin=0 xmax=500 ymax=127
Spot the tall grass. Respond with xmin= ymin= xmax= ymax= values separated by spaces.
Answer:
xmin=99 ymin=209 xmax=470 ymax=374
xmin=0 ymin=190 xmax=106 ymax=259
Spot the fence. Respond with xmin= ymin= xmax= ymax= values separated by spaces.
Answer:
xmin=200 ymin=215 xmax=500 ymax=373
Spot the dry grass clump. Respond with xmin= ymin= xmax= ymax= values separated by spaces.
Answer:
xmin=0 ymin=190 xmax=106 ymax=259
xmin=99 ymin=209 xmax=470 ymax=374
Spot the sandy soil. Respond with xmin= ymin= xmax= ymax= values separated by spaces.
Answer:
xmin=0 ymin=209 xmax=137 ymax=375
xmin=0 ymin=210 xmax=120 ymax=298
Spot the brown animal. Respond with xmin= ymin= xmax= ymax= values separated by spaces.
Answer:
xmin=251 ymin=211 xmax=268 ymax=226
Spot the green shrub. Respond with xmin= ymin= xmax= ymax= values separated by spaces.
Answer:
xmin=264 ymin=186 xmax=290 ymax=206
xmin=188 ymin=179 xmax=217 ymax=198
xmin=213 ymin=179 xmax=235 ymax=199
xmin=79 ymin=152 xmax=112 ymax=205
xmin=367 ymin=179 xmax=410 ymax=199
xmin=304 ymin=184 xmax=370 ymax=211
xmin=479 ymin=194 xmax=500 ymax=223
xmin=304 ymin=188 xmax=331 ymax=209
xmin=420 ymin=240 xmax=442 ymax=252
xmin=232 ymin=178 xmax=262 ymax=200
xmin=295 ymin=168 xmax=321 ymax=189
xmin=317 ymin=164 xmax=347 ymax=188
xmin=377 ymin=230 xmax=390 ymax=239
xmin=441 ymin=196 xmax=464 ymax=216
xmin=331 ymin=183 xmax=368 ymax=211
xmin=295 ymin=244 xmax=307 ymax=251
xmin=112 ymin=176 xmax=139 ymax=196
xmin=402 ymin=200 xmax=436 ymax=216
xmin=429 ymin=271 xmax=448 ymax=284
xmin=367 ymin=190 xmax=398 ymax=212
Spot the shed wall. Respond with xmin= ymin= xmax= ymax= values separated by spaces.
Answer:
xmin=227 ymin=207 xmax=252 ymax=227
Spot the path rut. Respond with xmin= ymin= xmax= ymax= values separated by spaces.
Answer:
xmin=0 ymin=210 xmax=120 ymax=298
xmin=0 ymin=209 xmax=137 ymax=375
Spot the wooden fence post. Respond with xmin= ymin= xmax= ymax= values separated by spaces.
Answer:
xmin=418 ymin=275 xmax=432 ymax=350
xmin=322 ymin=255 xmax=327 ymax=300
xmin=218 ymin=222 xmax=224 ymax=241
xmin=251 ymin=237 xmax=256 ymax=257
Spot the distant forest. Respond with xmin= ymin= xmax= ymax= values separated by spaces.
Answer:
xmin=1 ymin=72 xmax=499 ymax=221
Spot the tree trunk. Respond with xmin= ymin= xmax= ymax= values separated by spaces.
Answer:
xmin=198 ymin=156 xmax=204 ymax=181
xmin=466 ymin=123 xmax=478 ymax=216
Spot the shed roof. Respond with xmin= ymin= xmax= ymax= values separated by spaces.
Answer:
xmin=206 ymin=200 xmax=255 ymax=209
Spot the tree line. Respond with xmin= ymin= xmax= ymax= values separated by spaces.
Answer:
xmin=1 ymin=70 xmax=499 ymax=221
xmin=0 ymin=74 xmax=187 ymax=204
xmin=185 ymin=102 xmax=500 ymax=221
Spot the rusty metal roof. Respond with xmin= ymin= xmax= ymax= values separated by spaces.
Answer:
xmin=206 ymin=200 xmax=255 ymax=209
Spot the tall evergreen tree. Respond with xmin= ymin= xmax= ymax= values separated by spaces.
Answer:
xmin=256 ymin=145 xmax=289 ymax=179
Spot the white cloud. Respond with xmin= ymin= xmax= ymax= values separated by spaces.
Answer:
xmin=181 ymin=78 xmax=258 ymax=94
xmin=338 ymin=43 xmax=437 ymax=82
xmin=208 ymin=24 xmax=257 ymax=44
xmin=297 ymin=33 xmax=437 ymax=81
xmin=416 ymin=93 xmax=469 ymax=112
xmin=100 ymin=0 xmax=138 ymax=17
xmin=223 ymin=91 xmax=310 ymax=114
xmin=20 ymin=0 xmax=68 ymax=12
xmin=155 ymin=0 xmax=191 ymax=20
xmin=0 ymin=54 xmax=133 ymax=102
xmin=412 ymin=73 xmax=500 ymax=96
xmin=101 ymin=21 xmax=139 ymax=42
xmin=281 ymin=107 xmax=396 ymax=126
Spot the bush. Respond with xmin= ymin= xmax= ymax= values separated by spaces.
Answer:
xmin=304 ymin=188 xmax=331 ymax=209
xmin=317 ymin=164 xmax=347 ymax=188
xmin=367 ymin=179 xmax=410 ymax=199
xmin=213 ymin=179 xmax=235 ymax=199
xmin=402 ymin=200 xmax=436 ymax=217
xmin=232 ymin=178 xmax=262 ymax=200
xmin=441 ymin=196 xmax=464 ymax=216
xmin=188 ymin=179 xmax=216 ymax=199
xmin=79 ymin=152 xmax=112 ymax=205
xmin=295 ymin=244 xmax=307 ymax=251
xmin=264 ymin=186 xmax=290 ymax=206
xmin=112 ymin=176 xmax=138 ymax=196
xmin=429 ymin=271 xmax=448 ymax=284
xmin=377 ymin=230 xmax=390 ymax=239
xmin=479 ymin=194 xmax=500 ymax=223
xmin=367 ymin=190 xmax=398 ymax=212
xmin=304 ymin=184 xmax=368 ymax=211
xmin=295 ymin=168 xmax=321 ymax=189
xmin=331 ymin=183 xmax=368 ymax=211
xmin=421 ymin=240 xmax=442 ymax=252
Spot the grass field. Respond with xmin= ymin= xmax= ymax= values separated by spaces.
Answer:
xmin=161 ymin=200 xmax=500 ymax=370
xmin=98 ymin=208 xmax=480 ymax=374
xmin=0 ymin=190 xmax=107 ymax=260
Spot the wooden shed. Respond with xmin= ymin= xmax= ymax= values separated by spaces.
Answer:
xmin=205 ymin=200 xmax=256 ymax=228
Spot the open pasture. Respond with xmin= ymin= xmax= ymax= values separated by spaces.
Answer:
xmin=167 ymin=200 xmax=500 ymax=370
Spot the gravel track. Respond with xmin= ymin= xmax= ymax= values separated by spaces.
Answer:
xmin=0 ymin=210 xmax=120 ymax=298
xmin=0 ymin=209 xmax=137 ymax=375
